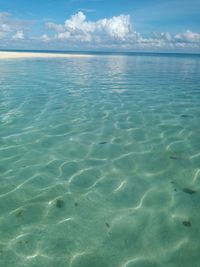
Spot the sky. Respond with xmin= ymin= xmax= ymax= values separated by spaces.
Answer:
xmin=0 ymin=0 xmax=200 ymax=52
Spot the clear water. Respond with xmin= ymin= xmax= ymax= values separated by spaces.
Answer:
xmin=0 ymin=53 xmax=200 ymax=267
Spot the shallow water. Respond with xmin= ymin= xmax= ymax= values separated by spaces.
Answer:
xmin=0 ymin=54 xmax=200 ymax=267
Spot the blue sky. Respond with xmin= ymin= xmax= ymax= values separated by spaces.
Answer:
xmin=0 ymin=0 xmax=200 ymax=52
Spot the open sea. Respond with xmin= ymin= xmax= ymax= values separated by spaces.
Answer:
xmin=0 ymin=52 xmax=200 ymax=267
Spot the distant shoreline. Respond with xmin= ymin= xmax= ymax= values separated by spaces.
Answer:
xmin=0 ymin=51 xmax=94 ymax=59
xmin=0 ymin=50 xmax=199 ymax=59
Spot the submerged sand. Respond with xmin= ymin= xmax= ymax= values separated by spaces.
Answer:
xmin=0 ymin=51 xmax=93 ymax=59
xmin=0 ymin=53 xmax=200 ymax=267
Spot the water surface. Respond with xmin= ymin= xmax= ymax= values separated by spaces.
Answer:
xmin=0 ymin=53 xmax=200 ymax=267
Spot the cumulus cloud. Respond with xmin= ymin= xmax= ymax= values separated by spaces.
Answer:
xmin=175 ymin=30 xmax=200 ymax=43
xmin=43 ymin=12 xmax=200 ymax=51
xmin=0 ymin=15 xmax=11 ymax=38
xmin=150 ymin=30 xmax=200 ymax=49
xmin=46 ymin=11 xmax=136 ymax=44
xmin=1 ymin=23 xmax=10 ymax=32
xmin=0 ymin=12 xmax=31 ymax=42
xmin=0 ymin=11 xmax=200 ymax=51
xmin=12 ymin=30 xmax=24 ymax=40
xmin=40 ymin=34 xmax=50 ymax=42
xmin=153 ymin=32 xmax=172 ymax=42
xmin=46 ymin=22 xmax=64 ymax=32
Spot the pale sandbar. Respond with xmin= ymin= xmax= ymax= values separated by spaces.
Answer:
xmin=0 ymin=51 xmax=93 ymax=59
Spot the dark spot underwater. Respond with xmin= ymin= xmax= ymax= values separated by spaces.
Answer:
xmin=16 ymin=210 xmax=23 ymax=218
xmin=182 ymin=221 xmax=191 ymax=227
xmin=182 ymin=188 xmax=196 ymax=194
xmin=181 ymin=114 xmax=190 ymax=118
xmin=55 ymin=198 xmax=65 ymax=208
xmin=105 ymin=222 xmax=110 ymax=228
xmin=170 ymin=156 xmax=178 ymax=160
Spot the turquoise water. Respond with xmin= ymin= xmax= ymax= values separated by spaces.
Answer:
xmin=0 ymin=53 xmax=200 ymax=267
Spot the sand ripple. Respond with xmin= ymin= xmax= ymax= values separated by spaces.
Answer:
xmin=0 ymin=54 xmax=200 ymax=266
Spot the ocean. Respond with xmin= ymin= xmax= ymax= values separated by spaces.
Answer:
xmin=0 ymin=52 xmax=200 ymax=267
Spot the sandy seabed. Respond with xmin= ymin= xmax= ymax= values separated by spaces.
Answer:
xmin=1 ymin=53 xmax=200 ymax=267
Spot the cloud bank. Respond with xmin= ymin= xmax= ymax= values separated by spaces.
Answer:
xmin=46 ymin=12 xmax=135 ymax=43
xmin=44 ymin=12 xmax=200 ymax=50
xmin=0 ymin=12 xmax=34 ymax=46
xmin=0 ymin=11 xmax=200 ymax=51
xmin=64 ymin=12 xmax=131 ymax=40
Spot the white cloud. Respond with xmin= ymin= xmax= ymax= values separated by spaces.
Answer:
xmin=44 ymin=12 xmax=200 ymax=51
xmin=0 ymin=17 xmax=11 ymax=38
xmin=40 ymin=34 xmax=50 ymax=42
xmin=140 ymin=30 xmax=200 ymax=50
xmin=153 ymin=32 xmax=172 ymax=42
xmin=0 ymin=11 xmax=200 ymax=51
xmin=97 ymin=15 xmax=132 ymax=40
xmin=64 ymin=12 xmax=90 ymax=32
xmin=175 ymin=30 xmax=200 ymax=43
xmin=1 ymin=23 xmax=10 ymax=32
xmin=47 ymin=12 xmax=136 ymax=44
xmin=46 ymin=22 xmax=64 ymax=32
xmin=0 ymin=12 xmax=31 ymax=43
xmin=12 ymin=30 xmax=24 ymax=40
xmin=56 ymin=31 xmax=71 ymax=40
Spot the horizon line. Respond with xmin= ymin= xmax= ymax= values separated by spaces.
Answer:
xmin=0 ymin=49 xmax=200 ymax=56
